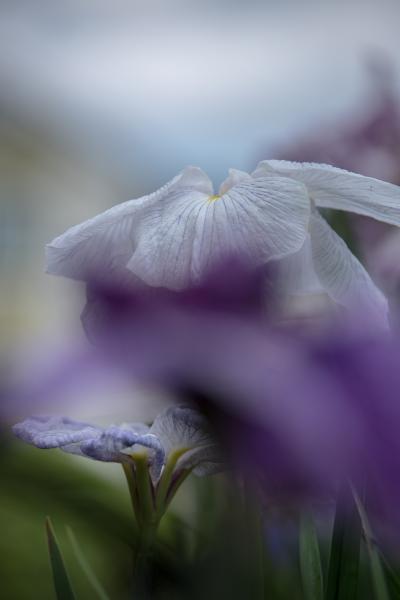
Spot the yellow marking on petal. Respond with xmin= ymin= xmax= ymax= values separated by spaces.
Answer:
xmin=207 ymin=194 xmax=220 ymax=202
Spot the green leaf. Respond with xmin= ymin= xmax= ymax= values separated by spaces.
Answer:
xmin=66 ymin=527 xmax=110 ymax=600
xmin=45 ymin=517 xmax=76 ymax=600
xmin=380 ymin=552 xmax=400 ymax=598
xmin=352 ymin=490 xmax=390 ymax=600
xmin=299 ymin=511 xmax=324 ymax=600
xmin=326 ymin=489 xmax=362 ymax=600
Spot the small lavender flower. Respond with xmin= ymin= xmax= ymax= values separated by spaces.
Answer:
xmin=13 ymin=406 xmax=221 ymax=482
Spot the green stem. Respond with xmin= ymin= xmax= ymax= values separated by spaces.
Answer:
xmin=122 ymin=463 xmax=142 ymax=525
xmin=164 ymin=468 xmax=192 ymax=511
xmin=132 ymin=521 xmax=159 ymax=599
xmin=155 ymin=448 xmax=187 ymax=519
xmin=134 ymin=454 xmax=156 ymax=526
xmin=123 ymin=449 xmax=194 ymax=598
xmin=123 ymin=459 xmax=159 ymax=599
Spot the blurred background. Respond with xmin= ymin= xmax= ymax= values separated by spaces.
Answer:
xmin=2 ymin=1 xmax=400 ymax=597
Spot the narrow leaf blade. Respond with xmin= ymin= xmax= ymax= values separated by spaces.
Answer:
xmin=45 ymin=517 xmax=76 ymax=600
xmin=66 ymin=526 xmax=110 ymax=600
xmin=352 ymin=490 xmax=390 ymax=600
xmin=299 ymin=511 xmax=324 ymax=600
xmin=381 ymin=553 xmax=400 ymax=598
xmin=326 ymin=490 xmax=362 ymax=600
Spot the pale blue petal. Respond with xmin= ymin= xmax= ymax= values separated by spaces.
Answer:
xmin=12 ymin=416 xmax=101 ymax=449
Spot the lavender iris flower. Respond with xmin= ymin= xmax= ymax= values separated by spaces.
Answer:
xmin=13 ymin=406 xmax=221 ymax=484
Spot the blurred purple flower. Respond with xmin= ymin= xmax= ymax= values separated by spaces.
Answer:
xmin=81 ymin=263 xmax=400 ymax=534
xmin=12 ymin=261 xmax=400 ymax=539
xmin=270 ymin=58 xmax=400 ymax=183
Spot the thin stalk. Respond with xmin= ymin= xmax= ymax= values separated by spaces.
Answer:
xmin=132 ymin=521 xmax=159 ymax=600
xmin=122 ymin=459 xmax=159 ymax=599
xmin=155 ymin=448 xmax=187 ymax=518
xmin=134 ymin=454 xmax=156 ymax=526
xmin=164 ymin=468 xmax=192 ymax=510
xmin=122 ymin=463 xmax=142 ymax=525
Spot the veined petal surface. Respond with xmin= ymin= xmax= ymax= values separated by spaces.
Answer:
xmin=150 ymin=406 xmax=212 ymax=455
xmin=46 ymin=166 xmax=310 ymax=290
xmin=308 ymin=211 xmax=388 ymax=325
xmin=255 ymin=160 xmax=400 ymax=226
xmin=130 ymin=175 xmax=310 ymax=289
xmin=45 ymin=166 xmax=213 ymax=283
xmin=275 ymin=235 xmax=323 ymax=296
xmin=218 ymin=168 xmax=252 ymax=195
xmin=176 ymin=443 xmax=223 ymax=476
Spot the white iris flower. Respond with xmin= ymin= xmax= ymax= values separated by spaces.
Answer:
xmin=46 ymin=161 xmax=400 ymax=322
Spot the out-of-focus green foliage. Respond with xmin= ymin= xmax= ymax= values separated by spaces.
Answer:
xmin=46 ymin=517 xmax=76 ymax=600
xmin=0 ymin=432 xmax=134 ymax=599
xmin=3 ymin=429 xmax=400 ymax=599
xmin=299 ymin=512 xmax=324 ymax=600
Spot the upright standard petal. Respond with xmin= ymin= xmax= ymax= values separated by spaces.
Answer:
xmin=255 ymin=160 xmax=400 ymax=226
xmin=308 ymin=211 xmax=388 ymax=325
xmin=45 ymin=166 xmax=213 ymax=282
xmin=150 ymin=406 xmax=212 ymax=455
xmin=150 ymin=406 xmax=221 ymax=475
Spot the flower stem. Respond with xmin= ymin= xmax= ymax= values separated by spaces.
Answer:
xmin=122 ymin=463 xmax=141 ymax=525
xmin=122 ymin=450 xmax=194 ymax=597
xmin=122 ymin=460 xmax=159 ymax=598
xmin=132 ymin=521 xmax=158 ymax=599
xmin=155 ymin=448 xmax=187 ymax=518
xmin=134 ymin=454 xmax=156 ymax=526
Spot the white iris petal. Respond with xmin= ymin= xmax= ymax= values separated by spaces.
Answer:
xmin=46 ymin=166 xmax=310 ymax=290
xmin=276 ymin=235 xmax=323 ymax=296
xmin=308 ymin=211 xmax=388 ymax=324
xmin=252 ymin=159 xmax=400 ymax=323
xmin=45 ymin=166 xmax=213 ymax=284
xmin=45 ymin=159 xmax=400 ymax=321
xmin=255 ymin=160 xmax=400 ymax=226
